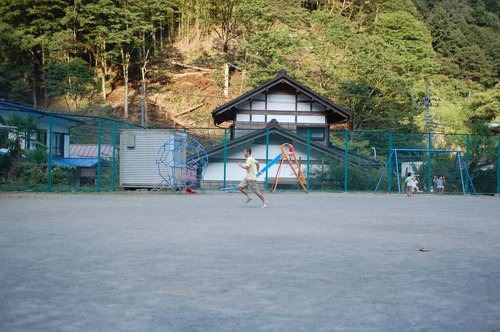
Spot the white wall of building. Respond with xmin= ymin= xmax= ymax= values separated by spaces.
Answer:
xmin=64 ymin=135 xmax=70 ymax=158
xmin=236 ymin=114 xmax=250 ymax=122
xmin=267 ymin=93 xmax=296 ymax=111
xmin=296 ymin=115 xmax=325 ymax=124
xmin=204 ymin=142 xmax=326 ymax=182
xmin=252 ymin=115 xmax=265 ymax=122
xmin=236 ymin=114 xmax=326 ymax=124
xmin=204 ymin=161 xmax=324 ymax=182
xmin=120 ymin=129 xmax=186 ymax=188
xmin=36 ymin=121 xmax=69 ymax=134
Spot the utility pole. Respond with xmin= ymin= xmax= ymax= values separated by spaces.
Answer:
xmin=425 ymin=82 xmax=430 ymax=137
xmin=417 ymin=82 xmax=439 ymax=147
xmin=417 ymin=81 xmax=439 ymax=193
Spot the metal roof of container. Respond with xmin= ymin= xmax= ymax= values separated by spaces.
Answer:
xmin=70 ymin=144 xmax=112 ymax=159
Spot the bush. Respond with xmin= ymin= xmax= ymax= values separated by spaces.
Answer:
xmin=51 ymin=167 xmax=73 ymax=186
xmin=25 ymin=144 xmax=48 ymax=164
xmin=312 ymin=157 xmax=385 ymax=191
xmin=26 ymin=163 xmax=46 ymax=185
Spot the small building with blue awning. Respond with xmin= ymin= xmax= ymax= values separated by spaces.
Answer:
xmin=0 ymin=101 xmax=83 ymax=159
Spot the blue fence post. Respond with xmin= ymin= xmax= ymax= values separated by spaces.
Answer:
xmin=375 ymin=150 xmax=393 ymax=193
xmin=97 ymin=118 xmax=102 ymax=192
xmin=457 ymin=152 xmax=466 ymax=196
xmin=344 ymin=131 xmax=349 ymax=192
xmin=223 ymin=128 xmax=227 ymax=189
xmin=111 ymin=120 xmax=117 ymax=191
xmin=388 ymin=131 xmax=393 ymax=192
xmin=465 ymin=134 xmax=470 ymax=194
xmin=265 ymin=127 xmax=269 ymax=191
xmin=47 ymin=114 xmax=53 ymax=192
xmin=307 ymin=129 xmax=311 ymax=192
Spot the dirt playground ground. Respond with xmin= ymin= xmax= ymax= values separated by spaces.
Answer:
xmin=1 ymin=192 xmax=499 ymax=331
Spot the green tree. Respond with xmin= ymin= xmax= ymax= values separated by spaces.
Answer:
xmin=240 ymin=25 xmax=306 ymax=85
xmin=107 ymin=0 xmax=142 ymax=119
xmin=467 ymin=83 xmax=500 ymax=125
xmin=46 ymin=58 xmax=95 ymax=112
xmin=79 ymin=0 xmax=116 ymax=101
xmin=0 ymin=0 xmax=69 ymax=107
xmin=5 ymin=115 xmax=39 ymax=161
xmin=415 ymin=0 xmax=499 ymax=89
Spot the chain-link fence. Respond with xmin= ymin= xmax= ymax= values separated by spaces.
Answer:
xmin=0 ymin=109 xmax=136 ymax=192
xmin=1 ymin=110 xmax=499 ymax=195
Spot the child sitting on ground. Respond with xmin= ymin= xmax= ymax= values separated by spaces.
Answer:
xmin=435 ymin=175 xmax=445 ymax=195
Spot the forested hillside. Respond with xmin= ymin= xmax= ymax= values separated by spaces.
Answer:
xmin=0 ymin=0 xmax=498 ymax=133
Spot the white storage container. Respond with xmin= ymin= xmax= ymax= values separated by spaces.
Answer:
xmin=120 ymin=129 xmax=186 ymax=188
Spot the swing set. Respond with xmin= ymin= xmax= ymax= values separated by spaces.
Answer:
xmin=374 ymin=148 xmax=477 ymax=195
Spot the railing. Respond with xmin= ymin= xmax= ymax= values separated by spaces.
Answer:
xmin=0 ymin=113 xmax=498 ymax=195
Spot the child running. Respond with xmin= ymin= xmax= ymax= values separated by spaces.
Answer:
xmin=239 ymin=148 xmax=268 ymax=208
xmin=404 ymin=172 xmax=414 ymax=197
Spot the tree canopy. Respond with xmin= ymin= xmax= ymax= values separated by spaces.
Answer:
xmin=0 ymin=0 xmax=498 ymax=132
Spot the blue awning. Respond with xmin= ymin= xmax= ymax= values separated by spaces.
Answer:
xmin=52 ymin=157 xmax=98 ymax=167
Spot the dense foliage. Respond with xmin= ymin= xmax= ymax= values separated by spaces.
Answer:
xmin=0 ymin=0 xmax=498 ymax=132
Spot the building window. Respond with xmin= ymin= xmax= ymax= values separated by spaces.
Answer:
xmin=297 ymin=127 xmax=326 ymax=141
xmin=36 ymin=130 xmax=47 ymax=147
xmin=27 ymin=130 xmax=47 ymax=150
xmin=25 ymin=130 xmax=35 ymax=150
xmin=52 ymin=133 xmax=65 ymax=157
xmin=0 ymin=128 xmax=8 ymax=149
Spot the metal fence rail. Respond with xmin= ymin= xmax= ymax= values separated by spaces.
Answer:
xmin=0 ymin=111 xmax=499 ymax=195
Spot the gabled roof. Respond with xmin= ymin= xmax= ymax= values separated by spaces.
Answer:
xmin=212 ymin=69 xmax=350 ymax=125
xmin=206 ymin=124 xmax=379 ymax=167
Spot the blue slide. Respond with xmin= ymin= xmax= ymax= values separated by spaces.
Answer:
xmin=220 ymin=153 xmax=282 ymax=191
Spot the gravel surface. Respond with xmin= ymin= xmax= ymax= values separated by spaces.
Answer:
xmin=1 ymin=192 xmax=499 ymax=331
